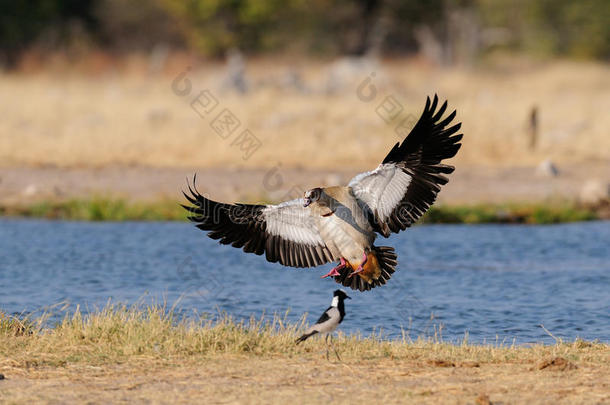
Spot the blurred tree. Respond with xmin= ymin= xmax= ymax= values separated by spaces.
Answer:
xmin=95 ymin=0 xmax=185 ymax=52
xmin=383 ymin=0 xmax=447 ymax=55
xmin=477 ymin=0 xmax=610 ymax=59
xmin=0 ymin=0 xmax=96 ymax=68
xmin=159 ymin=0 xmax=305 ymax=56
xmin=0 ymin=0 xmax=608 ymax=67
xmin=303 ymin=0 xmax=385 ymax=56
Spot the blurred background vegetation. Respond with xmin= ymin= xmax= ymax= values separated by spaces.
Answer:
xmin=1 ymin=0 xmax=609 ymax=219
xmin=1 ymin=0 xmax=608 ymax=69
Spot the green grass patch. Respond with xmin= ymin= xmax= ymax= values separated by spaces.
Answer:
xmin=423 ymin=202 xmax=598 ymax=224
xmin=0 ymin=197 xmax=187 ymax=221
xmin=0 ymin=197 xmax=600 ymax=224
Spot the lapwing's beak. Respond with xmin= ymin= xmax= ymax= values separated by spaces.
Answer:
xmin=346 ymin=295 xmax=351 ymax=299
xmin=303 ymin=198 xmax=311 ymax=207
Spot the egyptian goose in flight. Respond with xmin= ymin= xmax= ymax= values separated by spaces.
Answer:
xmin=183 ymin=95 xmax=462 ymax=291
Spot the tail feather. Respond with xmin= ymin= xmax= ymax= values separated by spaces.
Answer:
xmin=295 ymin=330 xmax=319 ymax=344
xmin=333 ymin=246 xmax=397 ymax=292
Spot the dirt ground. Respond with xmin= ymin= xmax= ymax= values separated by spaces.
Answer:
xmin=1 ymin=356 xmax=608 ymax=404
xmin=0 ymin=162 xmax=608 ymax=206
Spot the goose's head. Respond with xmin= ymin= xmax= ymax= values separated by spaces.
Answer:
xmin=303 ymin=187 xmax=322 ymax=207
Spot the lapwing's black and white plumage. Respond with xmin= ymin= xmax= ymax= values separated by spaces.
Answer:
xmin=295 ymin=289 xmax=350 ymax=360
xmin=183 ymin=95 xmax=462 ymax=291
xmin=296 ymin=289 xmax=350 ymax=343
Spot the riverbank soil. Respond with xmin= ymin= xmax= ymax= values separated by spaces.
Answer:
xmin=1 ymin=354 xmax=608 ymax=404
xmin=1 ymin=162 xmax=608 ymax=206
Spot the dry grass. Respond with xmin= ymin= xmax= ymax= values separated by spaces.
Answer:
xmin=1 ymin=59 xmax=609 ymax=171
xmin=1 ymin=304 xmax=609 ymax=404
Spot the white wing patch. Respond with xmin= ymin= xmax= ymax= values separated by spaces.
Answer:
xmin=349 ymin=163 xmax=412 ymax=221
xmin=263 ymin=198 xmax=325 ymax=246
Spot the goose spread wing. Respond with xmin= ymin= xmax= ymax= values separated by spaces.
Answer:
xmin=183 ymin=178 xmax=336 ymax=268
xmin=349 ymin=95 xmax=463 ymax=237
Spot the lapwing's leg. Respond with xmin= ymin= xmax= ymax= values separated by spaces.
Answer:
xmin=348 ymin=252 xmax=368 ymax=277
xmin=325 ymin=334 xmax=330 ymax=360
xmin=321 ymin=257 xmax=347 ymax=278
xmin=330 ymin=334 xmax=341 ymax=362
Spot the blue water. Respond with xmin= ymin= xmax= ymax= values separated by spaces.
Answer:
xmin=1 ymin=219 xmax=608 ymax=344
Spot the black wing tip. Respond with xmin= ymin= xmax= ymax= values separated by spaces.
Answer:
xmin=183 ymin=172 xmax=217 ymax=208
xmin=182 ymin=190 xmax=198 ymax=206
xmin=187 ymin=176 xmax=198 ymax=198
xmin=382 ymin=95 xmax=462 ymax=165
xmin=429 ymin=94 xmax=439 ymax=114
xmin=182 ymin=172 xmax=218 ymax=221
xmin=415 ymin=95 xmax=460 ymax=136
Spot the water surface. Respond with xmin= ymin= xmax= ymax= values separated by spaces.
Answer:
xmin=1 ymin=219 xmax=608 ymax=344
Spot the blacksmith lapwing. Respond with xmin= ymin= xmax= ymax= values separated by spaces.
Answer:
xmin=295 ymin=289 xmax=350 ymax=360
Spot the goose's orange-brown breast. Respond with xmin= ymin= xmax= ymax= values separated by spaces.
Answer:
xmin=347 ymin=251 xmax=381 ymax=283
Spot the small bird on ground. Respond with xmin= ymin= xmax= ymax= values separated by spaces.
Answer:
xmin=295 ymin=289 xmax=350 ymax=360
xmin=183 ymin=95 xmax=462 ymax=291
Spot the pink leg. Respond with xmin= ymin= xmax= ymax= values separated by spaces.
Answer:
xmin=321 ymin=257 xmax=347 ymax=278
xmin=348 ymin=252 xmax=368 ymax=278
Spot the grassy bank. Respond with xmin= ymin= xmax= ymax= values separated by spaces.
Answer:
xmin=0 ymin=197 xmax=600 ymax=224
xmin=0 ymin=197 xmax=188 ymax=221
xmin=1 ymin=303 xmax=606 ymax=365
xmin=423 ymin=202 xmax=599 ymax=224
xmin=1 ymin=305 xmax=608 ymax=404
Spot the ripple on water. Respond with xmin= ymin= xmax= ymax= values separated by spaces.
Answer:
xmin=1 ymin=219 xmax=609 ymax=344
